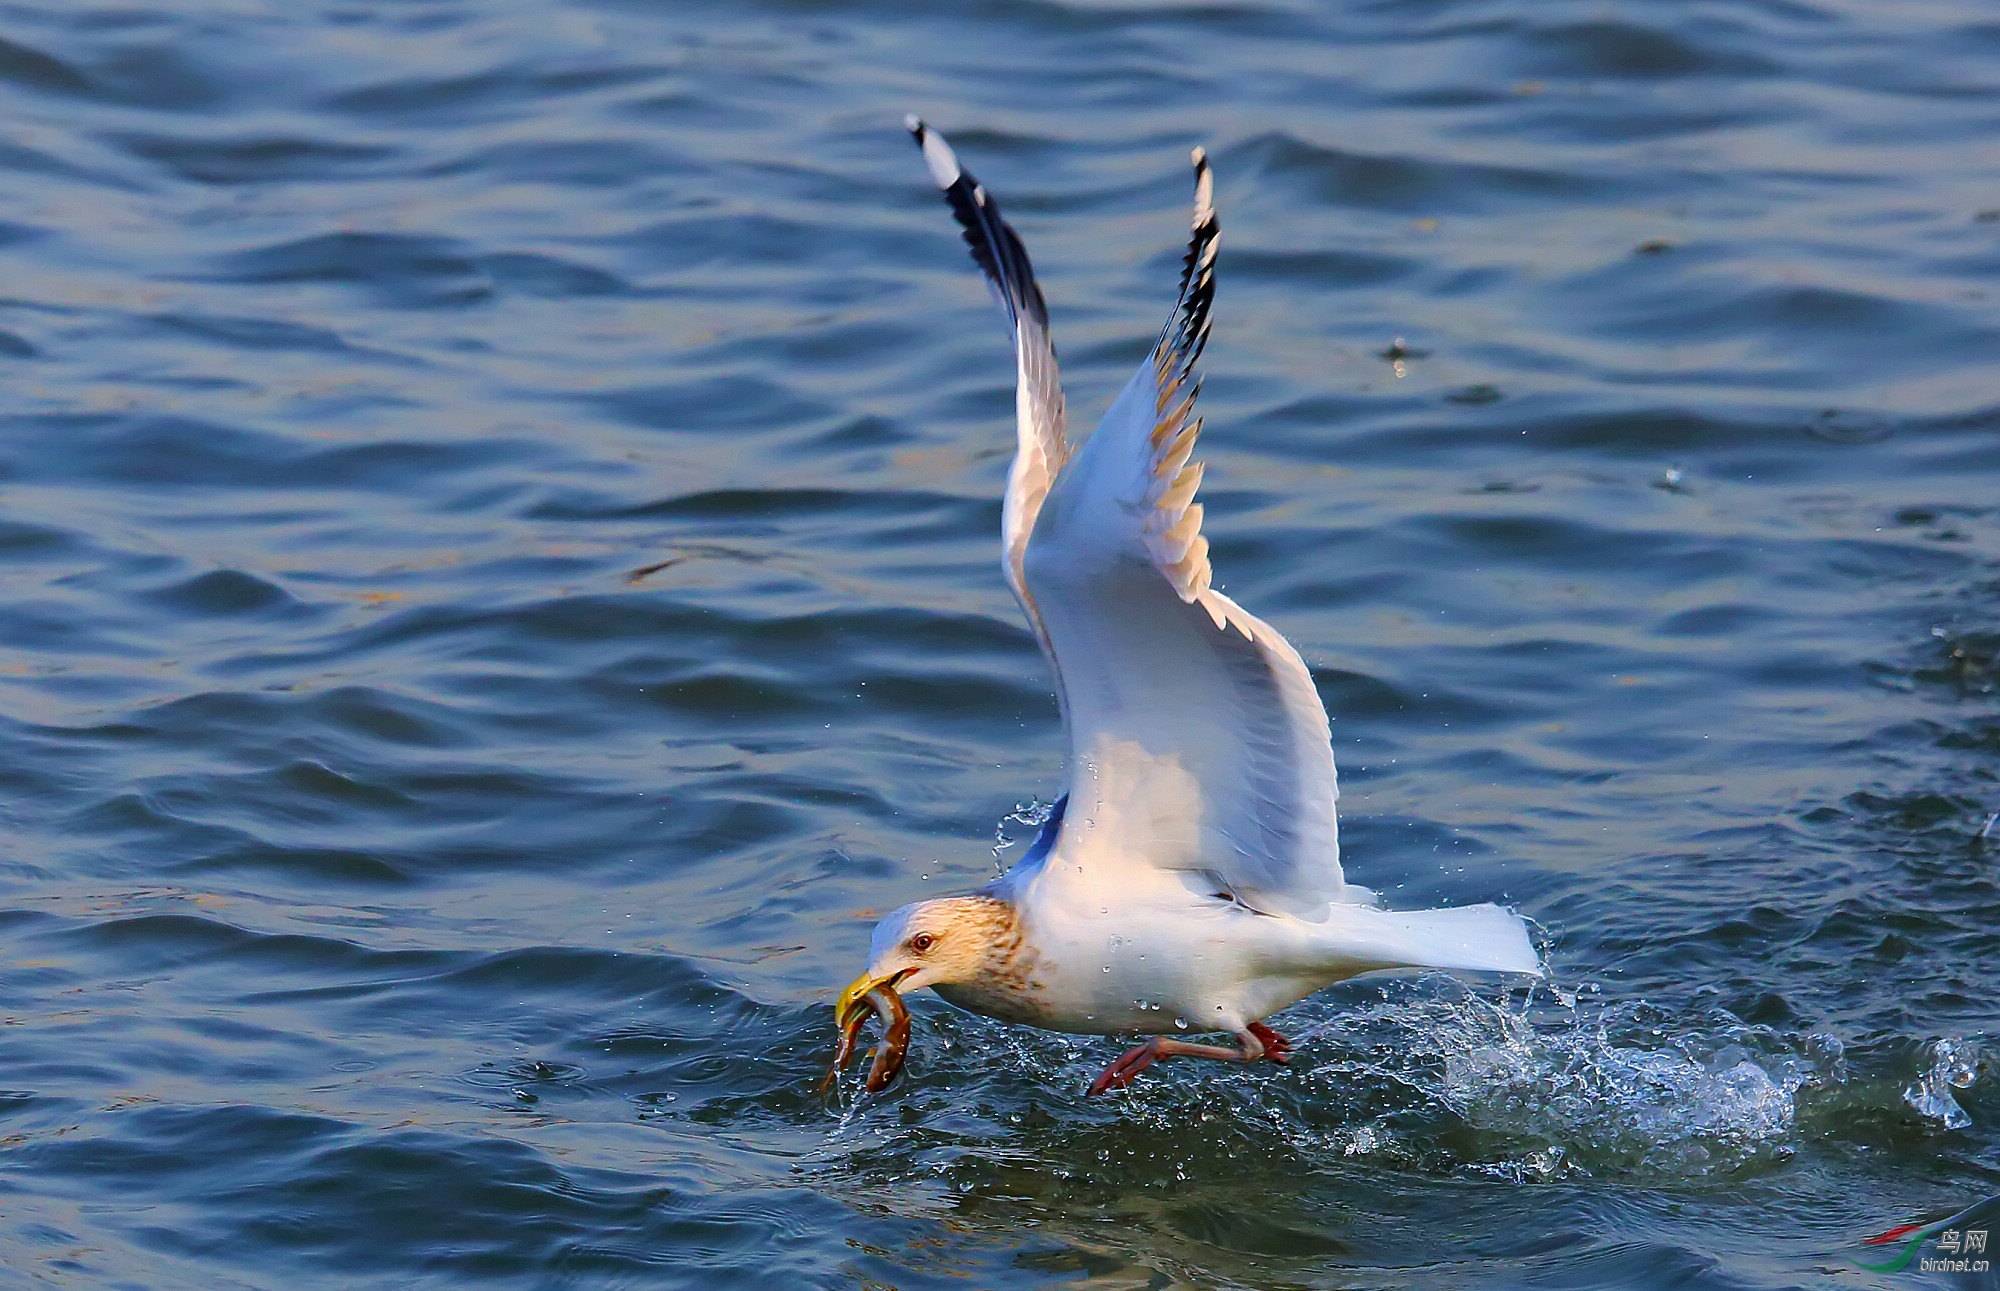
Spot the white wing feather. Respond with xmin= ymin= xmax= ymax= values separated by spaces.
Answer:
xmin=1022 ymin=149 xmax=1350 ymax=916
xmin=907 ymin=118 xmax=1068 ymax=692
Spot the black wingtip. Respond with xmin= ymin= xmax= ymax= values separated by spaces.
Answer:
xmin=905 ymin=122 xmax=1046 ymax=330
xmin=1157 ymin=146 xmax=1220 ymax=378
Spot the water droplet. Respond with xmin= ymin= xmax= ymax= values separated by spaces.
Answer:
xmin=1102 ymin=965 xmax=1111 ymax=973
xmin=1174 ymin=1017 xmax=1188 ymax=1030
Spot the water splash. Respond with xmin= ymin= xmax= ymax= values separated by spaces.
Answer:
xmin=1290 ymin=979 xmax=1839 ymax=1180
xmin=1903 ymin=1036 xmax=1982 ymax=1130
xmin=992 ymin=796 xmax=1057 ymax=875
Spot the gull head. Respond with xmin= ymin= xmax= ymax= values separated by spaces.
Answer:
xmin=835 ymin=895 xmax=1011 ymax=1026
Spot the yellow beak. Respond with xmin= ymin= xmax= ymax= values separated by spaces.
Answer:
xmin=833 ymin=969 xmax=901 ymax=1030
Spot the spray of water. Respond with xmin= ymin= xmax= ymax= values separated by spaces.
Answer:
xmin=1903 ymin=1036 xmax=1982 ymax=1130
xmin=1250 ymin=976 xmax=1847 ymax=1181
xmin=992 ymin=797 xmax=1057 ymax=876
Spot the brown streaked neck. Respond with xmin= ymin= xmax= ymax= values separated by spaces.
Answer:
xmin=929 ymin=893 xmax=1047 ymax=1026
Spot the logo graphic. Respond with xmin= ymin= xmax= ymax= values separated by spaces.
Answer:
xmin=1853 ymin=1196 xmax=1997 ymax=1275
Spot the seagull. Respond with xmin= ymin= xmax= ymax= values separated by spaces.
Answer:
xmin=834 ymin=119 xmax=1541 ymax=1097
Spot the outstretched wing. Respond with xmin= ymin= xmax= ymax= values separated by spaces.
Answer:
xmin=907 ymin=118 xmax=1068 ymax=680
xmin=1023 ymin=148 xmax=1349 ymax=915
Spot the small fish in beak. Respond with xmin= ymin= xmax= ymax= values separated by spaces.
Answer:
xmin=820 ymin=981 xmax=910 ymax=1094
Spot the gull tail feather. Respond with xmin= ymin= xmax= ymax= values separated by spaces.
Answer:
xmin=1313 ymin=902 xmax=1542 ymax=977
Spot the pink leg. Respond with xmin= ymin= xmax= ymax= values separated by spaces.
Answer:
xmin=1086 ymin=1023 xmax=1295 ymax=1095
xmin=1088 ymin=1038 xmax=1170 ymax=1095
xmin=1247 ymin=1021 xmax=1293 ymax=1065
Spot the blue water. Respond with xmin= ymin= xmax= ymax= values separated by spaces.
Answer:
xmin=1 ymin=1 xmax=1996 ymax=1287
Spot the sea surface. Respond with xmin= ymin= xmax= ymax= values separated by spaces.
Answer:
xmin=1 ymin=1 xmax=1997 ymax=1287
